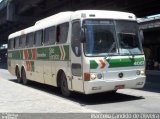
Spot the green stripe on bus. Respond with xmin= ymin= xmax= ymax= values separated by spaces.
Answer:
xmin=64 ymin=45 xmax=69 ymax=60
xmin=90 ymin=60 xmax=98 ymax=69
xmin=37 ymin=47 xmax=49 ymax=60
xmin=107 ymin=57 xmax=145 ymax=68
xmin=8 ymin=45 xmax=70 ymax=61
xmin=8 ymin=50 xmax=22 ymax=59
xmin=12 ymin=50 xmax=21 ymax=59
xmin=53 ymin=46 xmax=61 ymax=60
xmin=28 ymin=49 xmax=32 ymax=59
xmin=20 ymin=50 xmax=23 ymax=59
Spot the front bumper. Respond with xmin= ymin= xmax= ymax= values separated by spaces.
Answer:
xmin=84 ymin=76 xmax=146 ymax=94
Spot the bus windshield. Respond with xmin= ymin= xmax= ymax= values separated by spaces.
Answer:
xmin=83 ymin=20 xmax=143 ymax=56
xmin=116 ymin=20 xmax=143 ymax=55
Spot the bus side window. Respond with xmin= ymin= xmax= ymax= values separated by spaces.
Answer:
xmin=44 ymin=26 xmax=56 ymax=45
xmin=71 ymin=21 xmax=81 ymax=57
xmin=15 ymin=37 xmax=19 ymax=49
xmin=14 ymin=38 xmax=16 ymax=49
xmin=26 ymin=32 xmax=34 ymax=47
xmin=19 ymin=36 xmax=23 ymax=48
xmin=56 ymin=26 xmax=60 ymax=43
xmin=9 ymin=38 xmax=15 ymax=49
xmin=56 ymin=22 xmax=69 ymax=44
xmin=10 ymin=39 xmax=14 ymax=49
xmin=26 ymin=34 xmax=29 ymax=47
xmin=35 ymin=30 xmax=43 ymax=46
xmin=21 ymin=35 xmax=26 ymax=48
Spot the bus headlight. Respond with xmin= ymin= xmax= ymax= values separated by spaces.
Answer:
xmin=97 ymin=73 xmax=103 ymax=79
xmin=90 ymin=73 xmax=103 ymax=80
xmin=137 ymin=70 xmax=145 ymax=75
xmin=140 ymin=69 xmax=145 ymax=75
xmin=136 ymin=70 xmax=140 ymax=75
xmin=90 ymin=73 xmax=96 ymax=80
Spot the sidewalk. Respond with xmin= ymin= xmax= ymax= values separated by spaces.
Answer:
xmin=0 ymin=69 xmax=16 ymax=80
xmin=0 ymin=70 xmax=97 ymax=113
xmin=0 ymin=69 xmax=159 ymax=113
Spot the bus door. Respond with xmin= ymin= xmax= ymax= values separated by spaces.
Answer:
xmin=70 ymin=21 xmax=84 ymax=92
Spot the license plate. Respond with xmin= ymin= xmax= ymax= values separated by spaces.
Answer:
xmin=115 ymin=85 xmax=125 ymax=89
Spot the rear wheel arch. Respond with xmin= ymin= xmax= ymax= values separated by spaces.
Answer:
xmin=56 ymin=69 xmax=71 ymax=96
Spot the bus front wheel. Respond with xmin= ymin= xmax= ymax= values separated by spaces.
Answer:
xmin=60 ymin=72 xmax=71 ymax=97
xmin=21 ymin=69 xmax=28 ymax=85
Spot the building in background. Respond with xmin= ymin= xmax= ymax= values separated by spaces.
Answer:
xmin=139 ymin=14 xmax=160 ymax=71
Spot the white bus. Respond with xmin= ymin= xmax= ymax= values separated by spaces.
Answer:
xmin=8 ymin=10 xmax=146 ymax=96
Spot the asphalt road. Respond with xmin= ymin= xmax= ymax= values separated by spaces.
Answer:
xmin=0 ymin=69 xmax=160 ymax=115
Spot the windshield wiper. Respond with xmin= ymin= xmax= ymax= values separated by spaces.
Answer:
xmin=105 ymin=42 xmax=117 ymax=59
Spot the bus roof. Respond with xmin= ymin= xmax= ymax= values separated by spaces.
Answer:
xmin=8 ymin=26 xmax=35 ymax=39
xmin=8 ymin=10 xmax=136 ymax=39
xmin=71 ymin=10 xmax=136 ymax=20
xmin=35 ymin=11 xmax=73 ymax=28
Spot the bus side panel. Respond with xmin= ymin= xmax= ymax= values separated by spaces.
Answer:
xmin=44 ymin=61 xmax=54 ymax=85
xmin=33 ymin=60 xmax=44 ymax=83
xmin=8 ymin=51 xmax=17 ymax=76
xmin=8 ymin=59 xmax=14 ymax=75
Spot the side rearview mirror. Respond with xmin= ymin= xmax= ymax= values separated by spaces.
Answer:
xmin=140 ymin=30 xmax=144 ymax=43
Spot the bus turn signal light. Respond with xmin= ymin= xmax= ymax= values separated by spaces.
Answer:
xmin=84 ymin=73 xmax=90 ymax=81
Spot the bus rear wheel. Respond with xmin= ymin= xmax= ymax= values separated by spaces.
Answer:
xmin=21 ymin=69 xmax=28 ymax=85
xmin=16 ymin=68 xmax=21 ymax=83
xmin=60 ymin=72 xmax=71 ymax=97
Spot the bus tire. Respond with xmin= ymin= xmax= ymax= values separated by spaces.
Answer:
xmin=21 ymin=68 xmax=28 ymax=85
xmin=108 ymin=90 xmax=117 ymax=94
xmin=60 ymin=72 xmax=71 ymax=97
xmin=16 ymin=67 xmax=21 ymax=83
